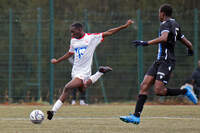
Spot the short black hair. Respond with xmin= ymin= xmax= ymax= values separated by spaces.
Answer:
xmin=71 ymin=22 xmax=83 ymax=29
xmin=160 ymin=4 xmax=173 ymax=17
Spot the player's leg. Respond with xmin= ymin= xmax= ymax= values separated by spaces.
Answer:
xmin=154 ymin=80 xmax=186 ymax=96
xmin=78 ymin=87 xmax=88 ymax=105
xmin=47 ymin=78 xmax=83 ymax=120
xmin=120 ymin=62 xmax=157 ymax=124
xmin=71 ymin=88 xmax=77 ymax=105
xmin=59 ymin=78 xmax=83 ymax=103
xmin=154 ymin=61 xmax=198 ymax=104
xmin=134 ymin=75 xmax=155 ymax=115
xmin=154 ymin=80 xmax=198 ymax=104
xmin=84 ymin=66 xmax=112 ymax=88
xmin=120 ymin=75 xmax=155 ymax=124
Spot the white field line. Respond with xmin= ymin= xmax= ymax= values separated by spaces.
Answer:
xmin=0 ymin=116 xmax=200 ymax=121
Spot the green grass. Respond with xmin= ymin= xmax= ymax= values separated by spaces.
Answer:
xmin=0 ymin=104 xmax=199 ymax=133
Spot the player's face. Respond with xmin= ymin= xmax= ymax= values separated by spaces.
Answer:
xmin=70 ymin=26 xmax=83 ymax=39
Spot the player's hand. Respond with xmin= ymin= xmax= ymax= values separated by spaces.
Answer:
xmin=187 ymin=48 xmax=194 ymax=56
xmin=124 ymin=19 xmax=134 ymax=27
xmin=132 ymin=40 xmax=148 ymax=47
xmin=51 ymin=58 xmax=58 ymax=64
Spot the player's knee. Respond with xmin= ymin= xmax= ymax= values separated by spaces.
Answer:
xmin=154 ymin=88 xmax=162 ymax=96
xmin=84 ymin=79 xmax=92 ymax=88
xmin=154 ymin=80 xmax=167 ymax=96
xmin=154 ymin=86 xmax=165 ymax=96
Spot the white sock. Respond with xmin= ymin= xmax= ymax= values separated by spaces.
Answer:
xmin=52 ymin=99 xmax=63 ymax=112
xmin=90 ymin=71 xmax=103 ymax=83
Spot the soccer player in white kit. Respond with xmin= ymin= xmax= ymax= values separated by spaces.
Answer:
xmin=47 ymin=19 xmax=133 ymax=120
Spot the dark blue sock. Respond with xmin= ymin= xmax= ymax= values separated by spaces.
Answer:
xmin=166 ymin=88 xmax=187 ymax=96
xmin=134 ymin=94 xmax=147 ymax=117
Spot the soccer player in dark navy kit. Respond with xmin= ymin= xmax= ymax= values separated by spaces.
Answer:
xmin=120 ymin=4 xmax=198 ymax=125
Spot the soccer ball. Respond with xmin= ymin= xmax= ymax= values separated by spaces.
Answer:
xmin=30 ymin=109 xmax=44 ymax=124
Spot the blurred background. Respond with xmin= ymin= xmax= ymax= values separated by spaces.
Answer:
xmin=0 ymin=0 xmax=199 ymax=104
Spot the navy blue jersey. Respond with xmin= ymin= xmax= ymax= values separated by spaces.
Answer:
xmin=157 ymin=19 xmax=184 ymax=61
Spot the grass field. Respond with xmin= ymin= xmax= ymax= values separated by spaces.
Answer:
xmin=0 ymin=104 xmax=199 ymax=133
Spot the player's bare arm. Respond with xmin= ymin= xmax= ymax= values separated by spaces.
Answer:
xmin=180 ymin=37 xmax=193 ymax=50
xmin=51 ymin=52 xmax=74 ymax=64
xmin=147 ymin=32 xmax=168 ymax=45
xmin=180 ymin=37 xmax=193 ymax=56
xmin=102 ymin=19 xmax=134 ymax=37
xmin=133 ymin=32 xmax=168 ymax=47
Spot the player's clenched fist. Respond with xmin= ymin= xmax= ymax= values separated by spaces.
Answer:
xmin=124 ymin=19 xmax=134 ymax=27
xmin=51 ymin=58 xmax=58 ymax=64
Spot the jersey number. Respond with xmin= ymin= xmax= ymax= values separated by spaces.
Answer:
xmin=75 ymin=47 xmax=87 ymax=59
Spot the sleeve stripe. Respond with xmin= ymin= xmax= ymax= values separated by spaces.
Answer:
xmin=101 ymin=33 xmax=104 ymax=42
xmin=161 ymin=30 xmax=169 ymax=34
xmin=181 ymin=35 xmax=185 ymax=38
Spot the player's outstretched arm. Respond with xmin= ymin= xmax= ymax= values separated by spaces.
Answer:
xmin=133 ymin=32 xmax=168 ymax=47
xmin=147 ymin=32 xmax=168 ymax=45
xmin=51 ymin=52 xmax=74 ymax=64
xmin=180 ymin=37 xmax=193 ymax=56
xmin=102 ymin=19 xmax=134 ymax=38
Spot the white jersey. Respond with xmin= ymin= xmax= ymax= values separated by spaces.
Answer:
xmin=68 ymin=33 xmax=104 ymax=79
